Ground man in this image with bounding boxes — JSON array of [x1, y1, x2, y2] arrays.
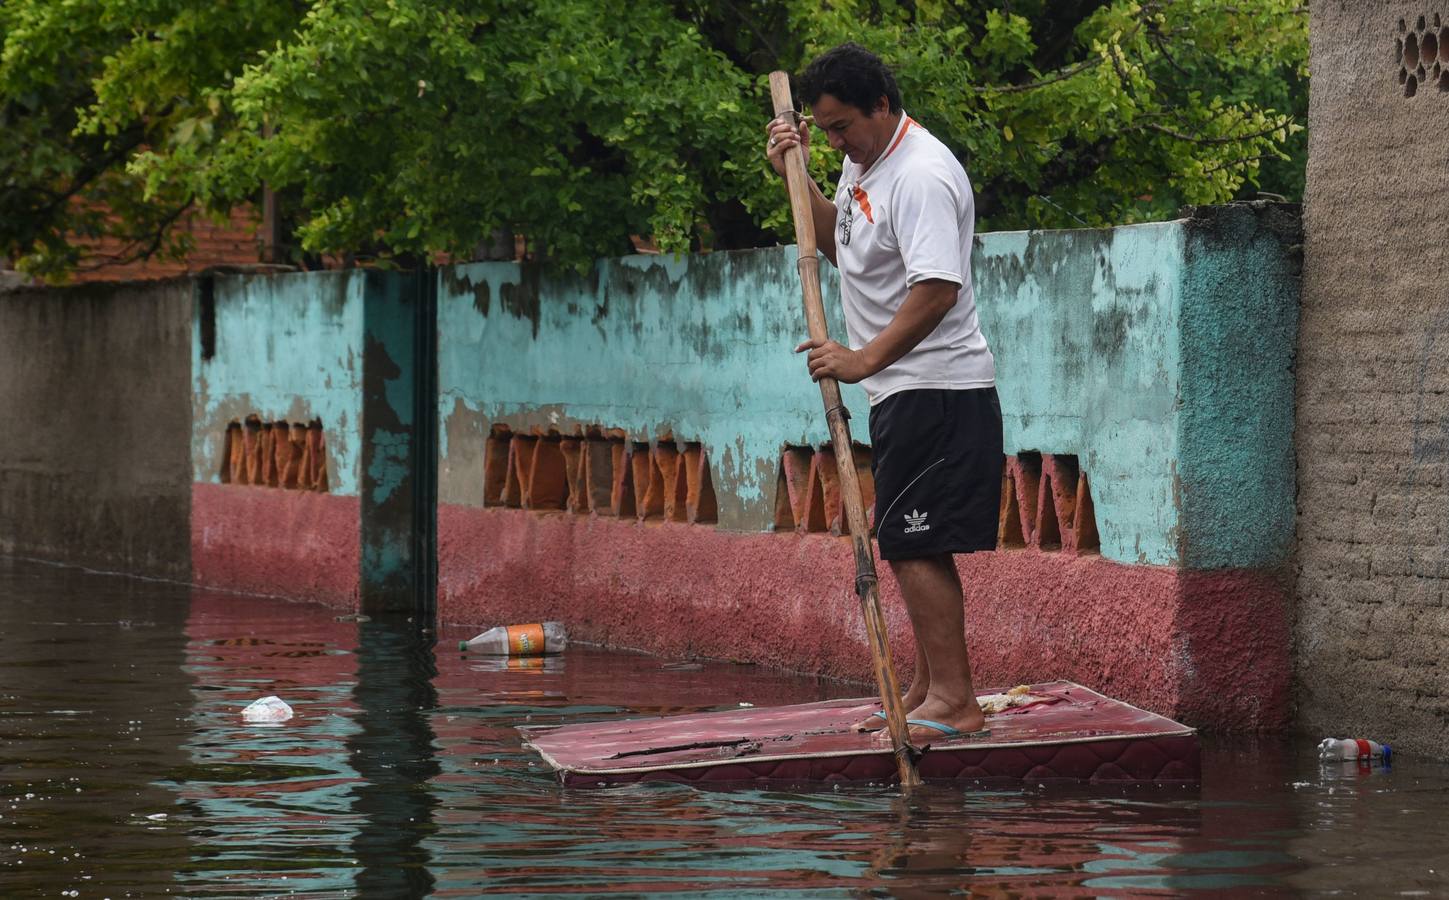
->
[[765, 43, 1002, 743]]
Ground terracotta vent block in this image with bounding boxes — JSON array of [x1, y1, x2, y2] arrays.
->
[[806, 448, 842, 535], [218, 415, 328, 492], [631, 441, 662, 520], [559, 436, 587, 514], [682, 443, 718, 525], [503, 434, 534, 508], [652, 444, 686, 523], [527, 435, 569, 510], [273, 423, 300, 488], [583, 435, 616, 514], [773, 444, 874, 534], [998, 452, 1098, 554], [305, 420, 329, 492], [611, 441, 636, 519], [483, 426, 513, 507], [774, 446, 815, 531], [221, 422, 242, 484], [998, 457, 1025, 548], [242, 415, 264, 486], [483, 423, 720, 527]]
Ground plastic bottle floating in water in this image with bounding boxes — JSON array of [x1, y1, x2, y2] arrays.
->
[[1318, 737, 1392, 765], [459, 622, 567, 656]]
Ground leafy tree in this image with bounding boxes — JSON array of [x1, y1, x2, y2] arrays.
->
[[0, 0, 301, 279], [1, 0, 1306, 280]]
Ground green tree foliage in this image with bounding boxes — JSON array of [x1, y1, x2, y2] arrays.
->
[[0, 0, 301, 279], [1, 0, 1306, 280]]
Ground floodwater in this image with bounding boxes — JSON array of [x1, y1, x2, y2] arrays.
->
[[2, 557, 1447, 898]]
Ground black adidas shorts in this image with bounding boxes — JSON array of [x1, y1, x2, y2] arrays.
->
[[868, 387, 1003, 561]]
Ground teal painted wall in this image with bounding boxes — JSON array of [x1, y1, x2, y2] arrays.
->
[[437, 205, 1299, 570], [436, 250, 866, 530], [192, 271, 365, 496], [1178, 204, 1300, 570], [975, 224, 1185, 565]]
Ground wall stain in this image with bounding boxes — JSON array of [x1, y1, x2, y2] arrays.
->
[[443, 268, 492, 317], [500, 266, 542, 338]]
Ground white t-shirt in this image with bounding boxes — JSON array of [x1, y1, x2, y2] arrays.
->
[[833, 113, 995, 404]]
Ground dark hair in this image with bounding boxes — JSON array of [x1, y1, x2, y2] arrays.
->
[[799, 43, 902, 115]]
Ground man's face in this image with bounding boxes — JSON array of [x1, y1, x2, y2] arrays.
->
[[809, 93, 895, 167]]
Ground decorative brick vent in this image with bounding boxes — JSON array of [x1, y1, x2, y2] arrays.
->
[[999, 452, 1099, 554], [770, 446, 1099, 552], [219, 415, 330, 491], [483, 425, 717, 525], [772, 444, 875, 536], [1397, 14, 1448, 96]]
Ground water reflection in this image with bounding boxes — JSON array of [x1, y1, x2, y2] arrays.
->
[[5, 557, 1449, 896], [348, 616, 440, 897]]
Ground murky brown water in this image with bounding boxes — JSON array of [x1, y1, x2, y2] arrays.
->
[[2, 556, 1447, 897]]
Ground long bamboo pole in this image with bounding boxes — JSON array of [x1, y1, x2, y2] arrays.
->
[[768, 71, 920, 789]]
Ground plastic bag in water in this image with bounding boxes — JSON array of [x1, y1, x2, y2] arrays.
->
[[241, 695, 294, 723]]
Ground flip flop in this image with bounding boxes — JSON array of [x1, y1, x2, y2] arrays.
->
[[906, 718, 992, 740]]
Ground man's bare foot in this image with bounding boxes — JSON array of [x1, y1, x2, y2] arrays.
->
[[852, 685, 929, 732], [901, 694, 987, 744]]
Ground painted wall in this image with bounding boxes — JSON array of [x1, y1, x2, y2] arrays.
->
[[437, 251, 865, 530], [191, 270, 431, 611], [1297, 3, 1449, 756], [439, 206, 1299, 570], [192, 271, 364, 494], [0, 280, 192, 578], [432, 207, 1299, 730]]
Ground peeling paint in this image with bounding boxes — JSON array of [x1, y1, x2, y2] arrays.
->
[[191, 271, 366, 496], [437, 215, 1298, 569]]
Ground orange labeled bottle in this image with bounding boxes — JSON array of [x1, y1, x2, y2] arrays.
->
[[459, 621, 567, 655]]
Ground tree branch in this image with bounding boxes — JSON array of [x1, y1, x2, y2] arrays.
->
[[971, 57, 1102, 94], [1141, 120, 1286, 145]]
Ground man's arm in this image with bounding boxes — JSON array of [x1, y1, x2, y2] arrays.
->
[[765, 116, 838, 266], [796, 278, 958, 383]]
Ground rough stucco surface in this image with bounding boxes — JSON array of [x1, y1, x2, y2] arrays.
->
[[439, 505, 1289, 730], [1297, 3, 1449, 755], [191, 483, 359, 608], [0, 281, 192, 577], [1179, 204, 1301, 571]]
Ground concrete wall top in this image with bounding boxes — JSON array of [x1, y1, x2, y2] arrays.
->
[[0, 280, 193, 576], [437, 207, 1300, 568]]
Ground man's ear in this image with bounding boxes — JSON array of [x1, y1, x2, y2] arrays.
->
[[873, 95, 890, 116]]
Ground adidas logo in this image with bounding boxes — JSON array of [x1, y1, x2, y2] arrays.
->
[[903, 509, 930, 534]]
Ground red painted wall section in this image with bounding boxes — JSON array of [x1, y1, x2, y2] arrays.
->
[[438, 504, 1290, 731], [192, 483, 360, 609]]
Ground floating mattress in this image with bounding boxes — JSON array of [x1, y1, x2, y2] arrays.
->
[[520, 680, 1200, 786]]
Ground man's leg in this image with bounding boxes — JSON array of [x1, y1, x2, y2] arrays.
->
[[890, 553, 985, 740]]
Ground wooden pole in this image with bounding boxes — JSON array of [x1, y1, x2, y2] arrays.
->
[[768, 71, 920, 789]]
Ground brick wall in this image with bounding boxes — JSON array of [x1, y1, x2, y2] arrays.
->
[[1297, 3, 1449, 753], [68, 205, 261, 283]]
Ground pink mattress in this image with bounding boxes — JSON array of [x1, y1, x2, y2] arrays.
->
[[519, 681, 1200, 786]]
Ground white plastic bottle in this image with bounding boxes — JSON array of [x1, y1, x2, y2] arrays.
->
[[459, 621, 567, 656], [1318, 737, 1392, 765]]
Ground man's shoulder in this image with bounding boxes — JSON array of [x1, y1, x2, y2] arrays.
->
[[897, 127, 969, 183]]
